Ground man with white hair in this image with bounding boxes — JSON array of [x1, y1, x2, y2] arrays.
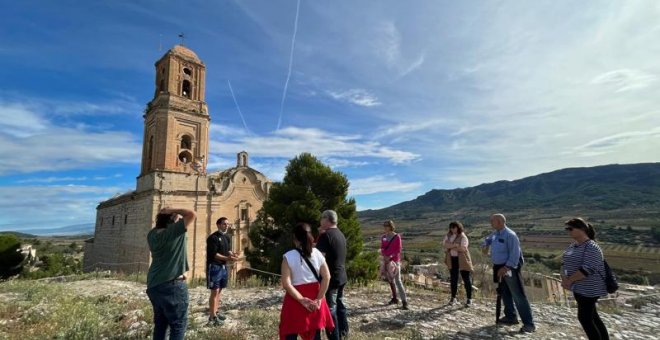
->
[[482, 213, 536, 333], [316, 209, 349, 340]]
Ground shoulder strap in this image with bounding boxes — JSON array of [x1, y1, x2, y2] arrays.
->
[[579, 241, 602, 276], [383, 234, 399, 252], [295, 248, 321, 282]]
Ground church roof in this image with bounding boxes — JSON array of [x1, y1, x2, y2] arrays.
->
[[168, 45, 201, 63], [209, 165, 269, 181]]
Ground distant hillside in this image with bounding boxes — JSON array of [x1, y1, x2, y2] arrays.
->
[[2, 223, 95, 237], [0, 231, 37, 239], [360, 163, 660, 219]]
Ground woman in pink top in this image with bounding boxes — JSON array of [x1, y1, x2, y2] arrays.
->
[[380, 220, 408, 310]]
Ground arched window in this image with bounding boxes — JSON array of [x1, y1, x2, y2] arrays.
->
[[183, 68, 192, 76], [180, 135, 192, 150], [159, 80, 165, 93], [182, 80, 191, 98]]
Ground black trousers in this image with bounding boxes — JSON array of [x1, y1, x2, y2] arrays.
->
[[574, 293, 609, 340], [450, 256, 472, 299]]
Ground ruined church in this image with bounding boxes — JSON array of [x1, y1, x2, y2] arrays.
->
[[83, 45, 271, 279]]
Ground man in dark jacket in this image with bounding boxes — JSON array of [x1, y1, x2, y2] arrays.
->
[[316, 210, 348, 339]]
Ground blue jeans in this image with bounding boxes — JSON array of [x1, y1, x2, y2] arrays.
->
[[501, 269, 535, 328], [146, 280, 189, 340], [325, 284, 348, 340], [285, 330, 321, 340]]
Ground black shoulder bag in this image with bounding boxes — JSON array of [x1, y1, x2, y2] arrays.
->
[[579, 242, 619, 294]]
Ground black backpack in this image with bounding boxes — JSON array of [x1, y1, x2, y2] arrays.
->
[[602, 260, 619, 294]]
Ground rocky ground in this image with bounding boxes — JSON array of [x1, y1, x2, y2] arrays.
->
[[1, 277, 659, 339]]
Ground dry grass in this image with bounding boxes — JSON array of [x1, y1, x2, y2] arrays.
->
[[0, 280, 152, 340]]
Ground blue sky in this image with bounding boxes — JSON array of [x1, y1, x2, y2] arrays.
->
[[1, 1, 660, 231]]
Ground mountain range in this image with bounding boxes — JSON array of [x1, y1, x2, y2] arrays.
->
[[4, 163, 660, 237], [1, 223, 95, 237], [360, 163, 660, 219]]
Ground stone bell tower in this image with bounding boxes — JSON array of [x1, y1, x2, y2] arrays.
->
[[139, 45, 210, 178], [84, 44, 273, 281]]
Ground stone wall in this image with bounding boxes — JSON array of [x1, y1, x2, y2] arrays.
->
[[84, 193, 155, 274]]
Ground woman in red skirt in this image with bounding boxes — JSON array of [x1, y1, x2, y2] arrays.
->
[[279, 223, 334, 340]]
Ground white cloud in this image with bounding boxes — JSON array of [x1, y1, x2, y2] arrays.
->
[[572, 127, 660, 153], [349, 175, 422, 196], [373, 119, 450, 139], [375, 21, 425, 77], [327, 89, 381, 107], [210, 123, 250, 138], [0, 93, 142, 118], [414, 1, 660, 185], [400, 52, 425, 77], [210, 126, 418, 164], [17, 174, 123, 184], [0, 128, 141, 175], [0, 99, 142, 175], [591, 69, 657, 93], [0, 184, 128, 231], [248, 159, 290, 182], [0, 102, 48, 137], [380, 21, 401, 66], [323, 158, 369, 169]]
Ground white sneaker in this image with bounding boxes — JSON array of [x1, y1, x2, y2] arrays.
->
[[449, 298, 457, 305], [465, 299, 472, 307]]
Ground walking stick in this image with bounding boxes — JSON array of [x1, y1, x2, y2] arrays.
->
[[495, 277, 502, 325]]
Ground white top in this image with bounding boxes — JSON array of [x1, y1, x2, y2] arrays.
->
[[444, 234, 469, 257], [283, 248, 326, 286]]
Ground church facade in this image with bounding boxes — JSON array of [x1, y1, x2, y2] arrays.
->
[[83, 45, 271, 279]]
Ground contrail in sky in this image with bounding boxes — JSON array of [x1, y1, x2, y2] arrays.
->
[[227, 79, 251, 134], [276, 0, 301, 130]]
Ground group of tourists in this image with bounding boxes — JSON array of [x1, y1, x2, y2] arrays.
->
[[144, 208, 611, 340]]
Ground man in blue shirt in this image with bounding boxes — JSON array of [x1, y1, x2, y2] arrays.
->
[[482, 213, 535, 333]]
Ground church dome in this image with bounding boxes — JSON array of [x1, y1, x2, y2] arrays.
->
[[169, 45, 201, 62]]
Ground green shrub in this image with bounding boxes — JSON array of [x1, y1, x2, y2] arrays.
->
[[347, 251, 379, 285], [22, 252, 82, 279], [619, 273, 650, 285]]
